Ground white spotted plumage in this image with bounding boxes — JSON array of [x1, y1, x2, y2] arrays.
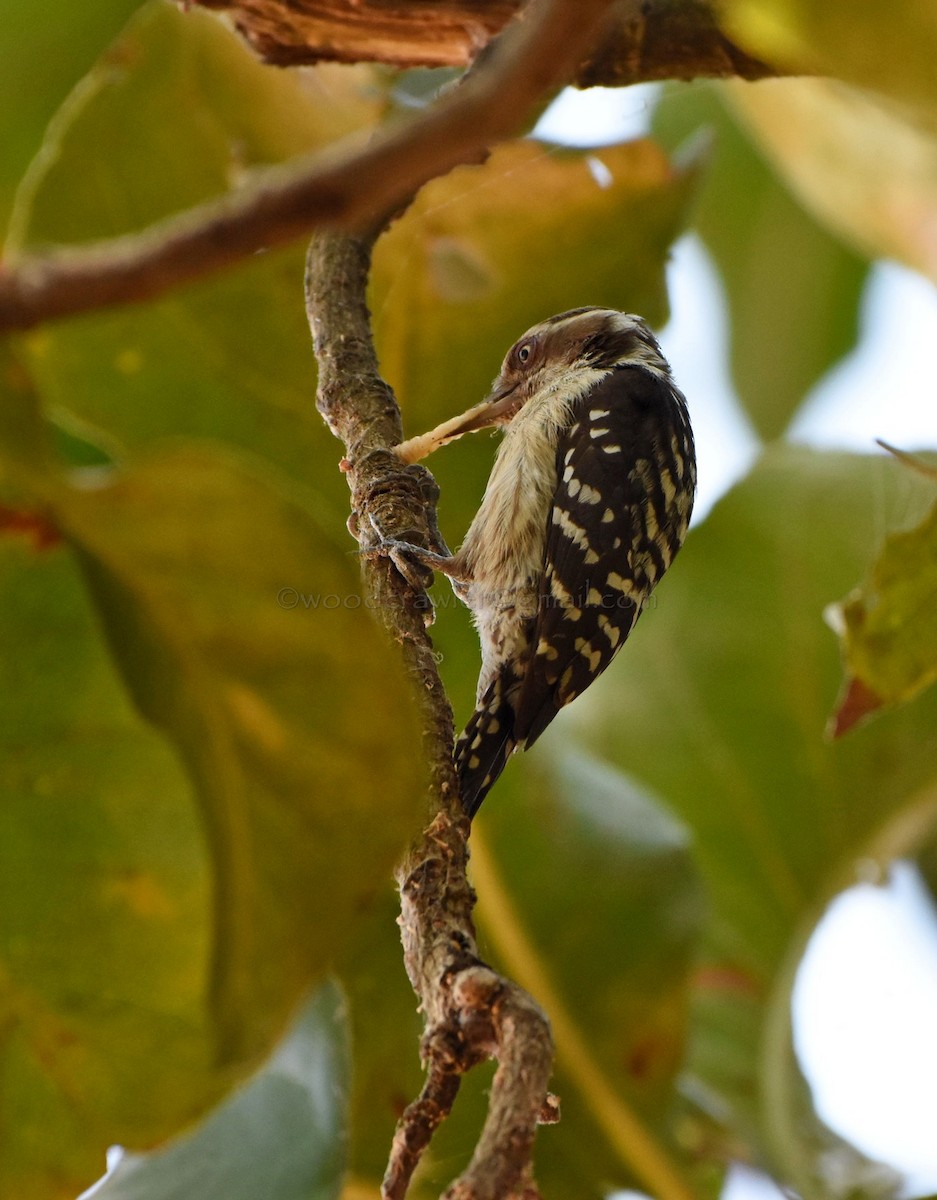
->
[[390, 307, 696, 816]]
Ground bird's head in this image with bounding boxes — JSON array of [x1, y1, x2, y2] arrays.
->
[[395, 308, 671, 464]]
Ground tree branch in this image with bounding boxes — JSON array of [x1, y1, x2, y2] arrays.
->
[[196, 0, 773, 84], [302, 5, 643, 1192], [0, 0, 772, 332], [305, 226, 556, 1199], [304, 3, 715, 1194]]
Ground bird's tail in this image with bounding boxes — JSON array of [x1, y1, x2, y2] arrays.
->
[[454, 673, 517, 817]]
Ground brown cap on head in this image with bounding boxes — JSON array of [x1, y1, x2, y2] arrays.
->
[[394, 308, 661, 464]]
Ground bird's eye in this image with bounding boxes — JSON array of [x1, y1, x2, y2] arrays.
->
[[517, 343, 531, 364]]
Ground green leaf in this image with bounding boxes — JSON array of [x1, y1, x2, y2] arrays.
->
[[0, 539, 217, 1199], [10, 2, 381, 249], [468, 753, 706, 1200], [830, 470, 937, 735], [563, 445, 937, 1196], [339, 890, 425, 1188], [727, 78, 937, 281], [84, 980, 350, 1200], [0, 0, 143, 239], [333, 752, 705, 1200], [12, 1, 381, 506], [721, 0, 937, 126], [3, 20, 426, 1186], [653, 82, 867, 440], [0, 339, 57, 489], [55, 443, 425, 1061], [480, 752, 702, 1111], [0, 400, 423, 1193]]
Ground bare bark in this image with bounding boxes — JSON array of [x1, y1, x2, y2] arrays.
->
[[195, 0, 772, 84], [0, 0, 775, 333], [305, 227, 556, 1199], [197, 0, 516, 68]]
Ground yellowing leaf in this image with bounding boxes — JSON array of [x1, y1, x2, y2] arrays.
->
[[728, 77, 937, 280], [722, 0, 937, 127], [0, 382, 424, 1192], [372, 137, 702, 436], [0, 542, 216, 1199], [57, 444, 425, 1061], [12, 1, 382, 503], [830, 487, 937, 734]]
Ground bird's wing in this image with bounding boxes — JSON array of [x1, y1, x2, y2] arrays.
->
[[512, 365, 688, 748]]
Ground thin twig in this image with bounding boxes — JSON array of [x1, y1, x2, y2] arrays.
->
[[383, 1059, 464, 1200]]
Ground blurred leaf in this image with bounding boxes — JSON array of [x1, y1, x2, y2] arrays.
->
[[83, 980, 350, 1200], [479, 752, 702, 1112], [829, 479, 937, 736], [728, 78, 937, 282], [54, 443, 425, 1061], [373, 137, 702, 440], [564, 445, 937, 1196], [12, 1, 381, 508], [469, 752, 706, 1199], [3, 17, 427, 1189], [0, 354, 423, 1190], [339, 889, 424, 1189], [0, 338, 56, 488], [332, 751, 705, 1200], [0, 0, 142, 238], [0, 539, 216, 1199], [721, 0, 937, 127], [654, 82, 867, 440], [9, 2, 380, 250], [913, 819, 937, 915]]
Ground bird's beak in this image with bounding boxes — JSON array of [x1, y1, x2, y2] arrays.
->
[[395, 381, 522, 464]]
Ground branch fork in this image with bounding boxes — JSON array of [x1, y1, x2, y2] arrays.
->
[[391, 812, 556, 1200], [306, 217, 557, 1197]]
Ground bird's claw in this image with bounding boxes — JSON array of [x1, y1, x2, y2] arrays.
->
[[366, 516, 437, 624], [384, 538, 435, 588]]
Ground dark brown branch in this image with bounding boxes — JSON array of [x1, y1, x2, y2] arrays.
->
[[195, 0, 773, 83], [304, 218, 554, 1198], [0, 0, 774, 333]]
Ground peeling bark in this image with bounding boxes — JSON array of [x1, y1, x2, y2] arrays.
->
[[195, 0, 773, 84]]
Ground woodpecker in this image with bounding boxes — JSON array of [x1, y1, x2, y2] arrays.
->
[[388, 307, 696, 816]]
